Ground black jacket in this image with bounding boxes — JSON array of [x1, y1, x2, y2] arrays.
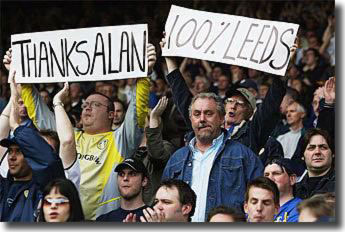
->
[[166, 69, 286, 155], [295, 168, 335, 199]]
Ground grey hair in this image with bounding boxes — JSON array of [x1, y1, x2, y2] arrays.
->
[[289, 101, 306, 114], [188, 92, 225, 117]]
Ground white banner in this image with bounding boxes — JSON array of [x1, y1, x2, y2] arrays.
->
[[11, 24, 148, 83], [162, 5, 299, 76]]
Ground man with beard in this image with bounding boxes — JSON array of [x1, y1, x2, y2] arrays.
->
[[96, 158, 149, 222], [162, 92, 263, 222]]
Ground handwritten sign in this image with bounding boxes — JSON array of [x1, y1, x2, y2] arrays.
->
[[162, 5, 299, 76], [11, 24, 148, 83]]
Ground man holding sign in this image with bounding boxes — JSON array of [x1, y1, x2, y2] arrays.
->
[[4, 25, 156, 220], [160, 5, 298, 222]]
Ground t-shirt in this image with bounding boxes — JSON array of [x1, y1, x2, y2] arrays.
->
[[274, 197, 302, 222], [96, 205, 148, 222]]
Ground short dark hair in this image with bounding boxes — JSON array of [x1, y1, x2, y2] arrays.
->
[[87, 92, 115, 112], [245, 177, 280, 206], [113, 98, 127, 112], [158, 179, 196, 222], [39, 178, 84, 222], [207, 205, 246, 222], [301, 128, 334, 155], [39, 129, 60, 153]]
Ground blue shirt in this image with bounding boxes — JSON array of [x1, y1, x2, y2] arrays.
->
[[189, 133, 224, 222], [274, 197, 302, 222]]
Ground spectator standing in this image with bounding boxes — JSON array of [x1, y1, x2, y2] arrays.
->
[[96, 158, 149, 222]]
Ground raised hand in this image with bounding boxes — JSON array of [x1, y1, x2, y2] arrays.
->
[[323, 76, 335, 104], [290, 40, 298, 61], [147, 43, 157, 75], [160, 31, 178, 72], [3, 48, 12, 71], [53, 82, 69, 105], [151, 96, 168, 119]]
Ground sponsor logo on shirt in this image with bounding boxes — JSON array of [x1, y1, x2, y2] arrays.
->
[[78, 153, 101, 164]]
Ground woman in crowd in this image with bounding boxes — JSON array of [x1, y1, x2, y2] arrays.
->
[[38, 178, 84, 222]]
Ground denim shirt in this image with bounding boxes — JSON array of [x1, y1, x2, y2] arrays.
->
[[162, 130, 264, 220]]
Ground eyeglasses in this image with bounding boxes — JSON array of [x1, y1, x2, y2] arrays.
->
[[81, 101, 108, 109], [225, 98, 246, 107], [43, 198, 70, 206]]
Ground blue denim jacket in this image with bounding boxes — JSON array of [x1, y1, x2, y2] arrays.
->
[[162, 130, 263, 219]]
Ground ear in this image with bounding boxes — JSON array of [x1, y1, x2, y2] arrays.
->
[[108, 111, 114, 120], [181, 204, 192, 216], [275, 204, 280, 215], [142, 176, 148, 188], [243, 202, 248, 214], [289, 174, 297, 186]]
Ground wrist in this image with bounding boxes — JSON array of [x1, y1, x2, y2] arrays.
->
[[53, 101, 64, 109]]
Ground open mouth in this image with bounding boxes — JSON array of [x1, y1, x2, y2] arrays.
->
[[228, 112, 235, 117]]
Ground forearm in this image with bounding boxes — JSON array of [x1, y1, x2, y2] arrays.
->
[[0, 99, 12, 139], [165, 57, 178, 74], [54, 103, 76, 168]]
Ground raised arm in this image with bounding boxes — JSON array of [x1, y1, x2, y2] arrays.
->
[[8, 78, 65, 188], [317, 77, 335, 139], [3, 48, 56, 131], [0, 70, 16, 162], [160, 35, 193, 129], [146, 96, 176, 166], [246, 43, 298, 154], [114, 43, 155, 158], [53, 82, 77, 169]]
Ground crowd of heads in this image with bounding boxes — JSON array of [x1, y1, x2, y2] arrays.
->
[[0, 0, 335, 224]]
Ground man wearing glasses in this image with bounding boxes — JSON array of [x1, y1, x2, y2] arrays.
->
[[5, 43, 157, 220], [160, 35, 297, 155]]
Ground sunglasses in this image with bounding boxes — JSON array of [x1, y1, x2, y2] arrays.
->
[[43, 198, 70, 206]]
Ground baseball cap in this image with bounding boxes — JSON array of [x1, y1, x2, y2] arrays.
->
[[0, 137, 18, 148], [265, 158, 304, 177], [115, 157, 148, 177], [239, 79, 258, 92], [226, 88, 256, 111]]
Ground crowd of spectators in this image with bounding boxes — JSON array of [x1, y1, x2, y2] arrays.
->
[[0, 0, 335, 223]]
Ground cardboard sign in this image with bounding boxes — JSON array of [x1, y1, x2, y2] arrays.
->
[[162, 5, 299, 76], [11, 24, 148, 83]]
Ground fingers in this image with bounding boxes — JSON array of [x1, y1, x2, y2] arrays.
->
[[140, 215, 148, 223], [63, 82, 70, 92], [142, 207, 159, 222]]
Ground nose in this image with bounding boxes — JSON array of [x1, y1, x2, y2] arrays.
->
[[256, 202, 263, 212], [50, 202, 58, 209], [200, 113, 206, 122]]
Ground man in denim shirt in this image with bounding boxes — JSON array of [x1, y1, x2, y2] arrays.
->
[[161, 92, 263, 222]]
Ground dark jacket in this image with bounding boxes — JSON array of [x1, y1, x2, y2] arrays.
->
[[0, 126, 65, 222], [295, 168, 335, 199], [162, 129, 263, 218], [166, 69, 286, 155]]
